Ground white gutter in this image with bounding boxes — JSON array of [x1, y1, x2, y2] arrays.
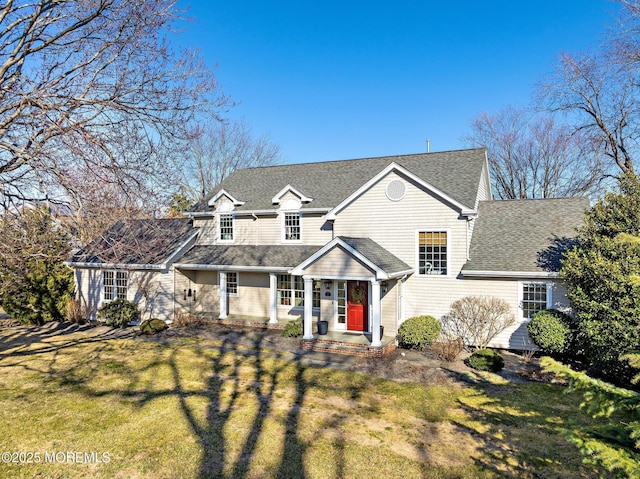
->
[[174, 264, 291, 272], [461, 270, 560, 279], [186, 208, 331, 218], [64, 262, 165, 270]]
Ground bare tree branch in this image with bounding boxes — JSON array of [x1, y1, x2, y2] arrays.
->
[[0, 0, 229, 209], [463, 105, 607, 199]]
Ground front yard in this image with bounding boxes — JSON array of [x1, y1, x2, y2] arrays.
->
[[0, 323, 602, 478]]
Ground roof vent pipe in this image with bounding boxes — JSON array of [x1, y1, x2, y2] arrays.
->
[[426, 139, 430, 153]]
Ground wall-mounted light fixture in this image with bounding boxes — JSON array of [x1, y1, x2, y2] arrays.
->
[[381, 282, 388, 294], [183, 289, 187, 301], [193, 290, 197, 301], [324, 279, 332, 290]]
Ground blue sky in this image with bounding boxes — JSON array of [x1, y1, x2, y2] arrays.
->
[[177, 1, 619, 164]]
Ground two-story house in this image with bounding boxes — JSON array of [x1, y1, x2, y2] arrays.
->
[[68, 148, 588, 353]]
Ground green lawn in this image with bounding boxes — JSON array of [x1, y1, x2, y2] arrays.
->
[[0, 326, 602, 478]]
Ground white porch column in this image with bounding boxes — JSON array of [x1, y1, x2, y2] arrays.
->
[[371, 280, 382, 347], [219, 271, 228, 319], [269, 272, 278, 324], [303, 276, 314, 339]]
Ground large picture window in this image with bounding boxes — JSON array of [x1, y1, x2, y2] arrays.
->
[[219, 214, 234, 241], [277, 275, 319, 308], [103, 270, 127, 301], [418, 231, 448, 275], [522, 283, 550, 319]]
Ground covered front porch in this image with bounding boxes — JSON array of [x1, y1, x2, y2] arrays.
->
[[172, 236, 412, 357]]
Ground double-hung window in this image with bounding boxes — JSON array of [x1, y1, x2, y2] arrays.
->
[[103, 270, 127, 301], [226, 272, 238, 296], [521, 282, 551, 319], [418, 231, 448, 275], [219, 214, 234, 241], [283, 212, 301, 241]]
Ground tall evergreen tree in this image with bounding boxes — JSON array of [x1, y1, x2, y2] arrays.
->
[[561, 174, 640, 383], [0, 208, 74, 324]]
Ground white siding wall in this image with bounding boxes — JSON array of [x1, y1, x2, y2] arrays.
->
[[75, 268, 102, 320], [129, 270, 174, 322], [74, 267, 177, 322], [194, 213, 330, 246]]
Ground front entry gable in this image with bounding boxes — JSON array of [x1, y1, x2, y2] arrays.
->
[[291, 236, 411, 280], [302, 244, 375, 278]]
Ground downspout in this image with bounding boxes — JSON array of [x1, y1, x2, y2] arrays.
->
[[172, 266, 176, 322]]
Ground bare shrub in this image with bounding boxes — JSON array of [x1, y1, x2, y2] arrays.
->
[[441, 296, 515, 350], [173, 312, 208, 328], [520, 337, 537, 364], [65, 297, 93, 324], [432, 335, 464, 362]]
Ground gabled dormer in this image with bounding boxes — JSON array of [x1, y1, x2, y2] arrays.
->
[[208, 189, 245, 211], [271, 185, 313, 206], [271, 185, 313, 243]]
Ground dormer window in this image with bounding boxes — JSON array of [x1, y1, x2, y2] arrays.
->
[[219, 214, 234, 242]]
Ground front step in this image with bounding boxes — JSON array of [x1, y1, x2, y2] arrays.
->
[[300, 337, 396, 358]]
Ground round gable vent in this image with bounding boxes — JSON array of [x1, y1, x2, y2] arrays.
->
[[386, 179, 406, 201]]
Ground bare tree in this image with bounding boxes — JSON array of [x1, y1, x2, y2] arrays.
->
[[539, 0, 640, 175], [179, 119, 282, 202], [463, 106, 606, 199], [0, 0, 227, 209]]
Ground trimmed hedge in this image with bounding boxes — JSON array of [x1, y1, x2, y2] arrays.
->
[[139, 318, 168, 335], [398, 315, 441, 350], [97, 298, 139, 328], [527, 309, 573, 355], [466, 348, 505, 372]]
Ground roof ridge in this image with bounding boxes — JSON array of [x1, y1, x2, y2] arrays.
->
[[229, 147, 487, 172]]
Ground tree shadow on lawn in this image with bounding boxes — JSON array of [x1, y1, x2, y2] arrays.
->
[[449, 374, 601, 479], [0, 324, 372, 478]]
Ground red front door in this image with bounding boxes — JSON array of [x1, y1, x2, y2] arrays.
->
[[346, 281, 368, 332]]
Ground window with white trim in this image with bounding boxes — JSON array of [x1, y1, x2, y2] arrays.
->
[[277, 275, 319, 308], [418, 231, 448, 275], [219, 214, 234, 241], [522, 282, 550, 319], [283, 212, 301, 241], [227, 272, 238, 296], [103, 270, 127, 301]]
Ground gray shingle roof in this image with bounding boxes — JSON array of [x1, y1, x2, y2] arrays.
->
[[176, 245, 323, 269], [190, 148, 487, 213], [463, 197, 589, 274], [339, 237, 411, 274], [70, 218, 196, 266]]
